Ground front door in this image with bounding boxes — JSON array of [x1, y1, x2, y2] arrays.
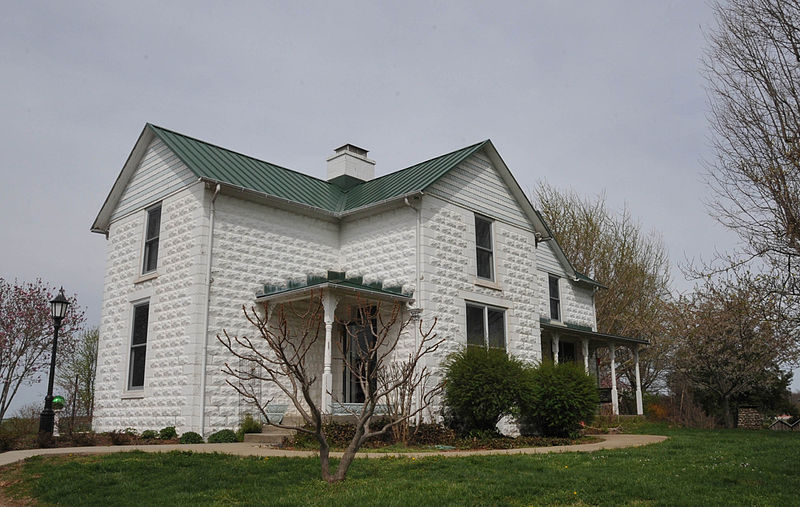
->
[[342, 310, 377, 403]]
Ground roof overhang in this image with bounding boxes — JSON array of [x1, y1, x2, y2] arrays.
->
[[541, 320, 649, 346], [91, 125, 155, 234], [255, 271, 414, 305]]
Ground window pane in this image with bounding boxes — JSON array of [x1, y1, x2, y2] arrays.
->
[[130, 346, 146, 388], [146, 207, 161, 241], [550, 299, 560, 320], [487, 309, 505, 349], [548, 276, 559, 299], [132, 304, 149, 345], [475, 216, 492, 249], [143, 239, 159, 273], [466, 305, 485, 346], [476, 249, 493, 279]]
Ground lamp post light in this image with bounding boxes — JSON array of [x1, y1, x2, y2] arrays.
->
[[38, 288, 70, 443]]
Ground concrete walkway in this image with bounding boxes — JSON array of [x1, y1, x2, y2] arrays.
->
[[0, 434, 666, 467]]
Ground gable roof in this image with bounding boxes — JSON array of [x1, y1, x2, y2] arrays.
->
[[151, 124, 486, 214], [91, 123, 601, 287]]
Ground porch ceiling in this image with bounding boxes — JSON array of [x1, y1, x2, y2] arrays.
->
[[540, 320, 649, 346]]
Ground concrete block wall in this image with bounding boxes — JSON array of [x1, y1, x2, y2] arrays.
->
[[203, 195, 339, 433], [94, 182, 207, 433], [418, 195, 542, 417]]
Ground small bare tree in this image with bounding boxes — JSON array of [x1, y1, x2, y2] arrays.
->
[[217, 292, 442, 483]]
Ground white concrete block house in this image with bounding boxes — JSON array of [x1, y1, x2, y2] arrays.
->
[[91, 124, 646, 436]]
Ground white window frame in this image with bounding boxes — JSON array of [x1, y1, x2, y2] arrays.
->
[[474, 214, 495, 281], [465, 302, 506, 350], [141, 203, 162, 275], [548, 274, 561, 321], [128, 300, 150, 390]]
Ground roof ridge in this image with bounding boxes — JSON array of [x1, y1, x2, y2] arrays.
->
[[341, 139, 489, 193], [147, 123, 339, 189]]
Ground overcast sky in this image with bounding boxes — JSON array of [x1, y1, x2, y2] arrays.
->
[[2, 1, 794, 410]]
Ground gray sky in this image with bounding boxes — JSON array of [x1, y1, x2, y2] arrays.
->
[[2, 1, 793, 410]]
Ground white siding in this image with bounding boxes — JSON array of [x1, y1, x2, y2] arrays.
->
[[427, 153, 532, 230], [537, 241, 568, 277], [111, 138, 197, 221]]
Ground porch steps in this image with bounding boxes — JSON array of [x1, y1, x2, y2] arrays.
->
[[243, 427, 296, 445]]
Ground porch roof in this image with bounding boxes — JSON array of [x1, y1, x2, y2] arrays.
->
[[540, 319, 650, 346], [254, 271, 414, 304]]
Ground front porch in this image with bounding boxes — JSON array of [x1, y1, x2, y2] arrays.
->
[[253, 270, 416, 419], [540, 319, 648, 415]]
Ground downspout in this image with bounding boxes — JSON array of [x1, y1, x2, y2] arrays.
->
[[404, 194, 423, 423], [199, 183, 221, 437]]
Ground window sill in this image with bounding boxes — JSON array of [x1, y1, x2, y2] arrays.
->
[[474, 277, 502, 291], [133, 271, 158, 285], [121, 390, 145, 400]]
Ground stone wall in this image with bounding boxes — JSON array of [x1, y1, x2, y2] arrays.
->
[[737, 407, 763, 429]]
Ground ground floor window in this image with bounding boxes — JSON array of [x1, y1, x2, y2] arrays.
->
[[466, 302, 506, 350], [128, 302, 149, 389]]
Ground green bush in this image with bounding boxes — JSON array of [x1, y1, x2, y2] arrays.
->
[[179, 431, 204, 444], [235, 414, 263, 441], [441, 346, 530, 434], [159, 426, 177, 440], [140, 430, 158, 440], [208, 429, 237, 443], [518, 362, 599, 437]]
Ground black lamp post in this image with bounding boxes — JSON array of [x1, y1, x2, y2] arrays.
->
[[38, 288, 70, 441]]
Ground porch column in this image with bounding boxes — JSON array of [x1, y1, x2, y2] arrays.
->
[[609, 343, 619, 415], [551, 333, 560, 364], [321, 292, 339, 415], [634, 343, 643, 416], [581, 338, 589, 373]]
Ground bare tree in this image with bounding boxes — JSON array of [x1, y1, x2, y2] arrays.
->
[[0, 279, 84, 421], [217, 292, 442, 483], [534, 183, 673, 392], [703, 0, 800, 320], [670, 273, 796, 427]]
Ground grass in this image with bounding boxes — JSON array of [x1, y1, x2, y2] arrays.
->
[[1, 422, 798, 506]]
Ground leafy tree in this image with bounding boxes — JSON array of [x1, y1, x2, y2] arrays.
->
[[55, 327, 98, 433], [534, 183, 673, 392], [702, 0, 800, 333], [669, 274, 795, 427], [0, 279, 84, 421]]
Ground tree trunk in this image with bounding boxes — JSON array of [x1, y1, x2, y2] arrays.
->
[[722, 395, 734, 428]]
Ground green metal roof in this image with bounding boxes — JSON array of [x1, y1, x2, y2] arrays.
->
[[149, 124, 486, 214]]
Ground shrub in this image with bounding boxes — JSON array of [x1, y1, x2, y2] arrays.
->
[[140, 430, 158, 440], [159, 426, 177, 440], [518, 362, 599, 437], [235, 414, 263, 441], [208, 429, 237, 443], [179, 431, 204, 444], [108, 430, 133, 445], [441, 346, 530, 433]]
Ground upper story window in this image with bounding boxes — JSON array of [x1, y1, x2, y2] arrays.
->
[[466, 302, 505, 349], [142, 205, 161, 274], [475, 215, 494, 280], [129, 302, 149, 390], [549, 275, 561, 321]]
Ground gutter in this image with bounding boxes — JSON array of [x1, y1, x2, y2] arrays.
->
[[199, 183, 221, 437], [403, 193, 424, 424]]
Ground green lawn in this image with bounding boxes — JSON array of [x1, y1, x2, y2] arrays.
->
[[2, 423, 798, 506]]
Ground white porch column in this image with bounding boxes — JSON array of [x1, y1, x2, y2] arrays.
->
[[551, 333, 560, 364], [610, 343, 619, 415], [581, 338, 590, 373], [634, 343, 643, 416], [321, 292, 339, 415]]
